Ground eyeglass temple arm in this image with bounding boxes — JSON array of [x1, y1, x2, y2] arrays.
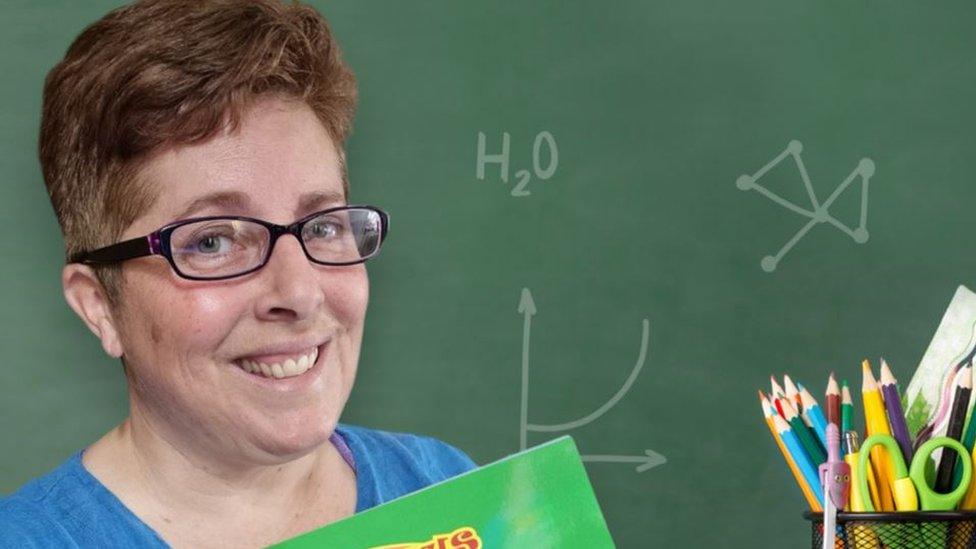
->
[[69, 234, 160, 265]]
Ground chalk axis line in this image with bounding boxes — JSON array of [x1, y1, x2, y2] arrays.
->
[[517, 288, 666, 473], [735, 140, 875, 272]]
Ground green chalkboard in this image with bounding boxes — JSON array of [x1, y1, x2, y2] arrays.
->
[[3, 1, 976, 546]]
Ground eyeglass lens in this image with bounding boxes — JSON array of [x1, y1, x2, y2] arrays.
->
[[169, 208, 382, 278]]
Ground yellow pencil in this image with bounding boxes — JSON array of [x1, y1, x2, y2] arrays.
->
[[961, 447, 976, 509], [862, 359, 896, 511], [759, 391, 822, 511]]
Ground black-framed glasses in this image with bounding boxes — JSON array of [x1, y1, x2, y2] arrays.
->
[[69, 205, 390, 281]]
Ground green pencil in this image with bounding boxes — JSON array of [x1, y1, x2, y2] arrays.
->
[[782, 397, 826, 465], [841, 380, 854, 435], [964, 402, 976, 452]]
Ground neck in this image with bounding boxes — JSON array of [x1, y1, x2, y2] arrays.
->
[[88, 402, 341, 524]]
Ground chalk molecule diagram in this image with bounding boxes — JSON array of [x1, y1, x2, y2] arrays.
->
[[735, 140, 875, 272]]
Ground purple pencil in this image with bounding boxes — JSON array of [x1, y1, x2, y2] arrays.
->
[[879, 358, 913, 464]]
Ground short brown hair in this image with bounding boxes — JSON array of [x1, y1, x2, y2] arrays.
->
[[40, 0, 357, 305]]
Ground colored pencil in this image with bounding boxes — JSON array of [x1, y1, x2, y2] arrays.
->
[[841, 380, 853, 436], [825, 373, 841, 428], [878, 358, 913, 465], [760, 391, 821, 511], [771, 376, 786, 416], [781, 398, 826, 465], [772, 412, 824, 506], [963, 369, 976, 453], [960, 363, 976, 455], [862, 359, 896, 511], [798, 383, 828, 449], [957, 365, 976, 488], [784, 374, 802, 413], [936, 364, 972, 493], [962, 413, 976, 508]]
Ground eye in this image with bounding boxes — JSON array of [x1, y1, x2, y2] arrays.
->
[[305, 219, 341, 239], [844, 475, 850, 482], [834, 475, 842, 482], [195, 234, 228, 254]]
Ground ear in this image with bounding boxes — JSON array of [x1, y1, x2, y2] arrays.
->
[[62, 264, 125, 358]]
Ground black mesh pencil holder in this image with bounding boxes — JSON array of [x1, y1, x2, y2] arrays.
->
[[804, 511, 976, 549]]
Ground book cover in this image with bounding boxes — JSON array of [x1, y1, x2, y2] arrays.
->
[[271, 436, 615, 549], [904, 285, 976, 437]]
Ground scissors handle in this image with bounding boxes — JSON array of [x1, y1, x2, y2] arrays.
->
[[859, 434, 915, 511], [910, 437, 972, 511]]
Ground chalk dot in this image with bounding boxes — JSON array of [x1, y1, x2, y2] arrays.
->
[[761, 256, 777, 272], [736, 175, 753, 190], [853, 228, 869, 243], [859, 158, 875, 177], [787, 140, 803, 155]]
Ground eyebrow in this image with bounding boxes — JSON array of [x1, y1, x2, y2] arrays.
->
[[173, 189, 347, 221]]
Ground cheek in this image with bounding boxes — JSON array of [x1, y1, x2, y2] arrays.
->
[[333, 267, 369, 326], [137, 286, 243, 356]]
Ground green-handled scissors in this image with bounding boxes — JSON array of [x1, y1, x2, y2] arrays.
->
[[858, 435, 971, 549], [858, 435, 971, 512]]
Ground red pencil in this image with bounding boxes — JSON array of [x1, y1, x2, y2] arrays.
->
[[770, 375, 786, 417]]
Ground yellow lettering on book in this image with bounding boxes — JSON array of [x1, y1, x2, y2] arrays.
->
[[369, 527, 482, 549]]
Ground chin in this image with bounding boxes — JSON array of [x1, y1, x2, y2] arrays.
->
[[253, 413, 338, 459]]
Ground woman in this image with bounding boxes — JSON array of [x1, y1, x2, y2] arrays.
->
[[0, 1, 476, 547]]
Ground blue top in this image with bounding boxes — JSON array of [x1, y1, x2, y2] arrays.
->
[[0, 423, 477, 547]]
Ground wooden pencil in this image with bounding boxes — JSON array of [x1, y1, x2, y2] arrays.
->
[[825, 373, 841, 428], [878, 358, 913, 465], [798, 383, 828, 449], [781, 397, 826, 465], [770, 375, 786, 416], [841, 380, 853, 436], [760, 391, 821, 511], [784, 374, 803, 413], [936, 364, 972, 493], [772, 409, 825, 506], [862, 359, 897, 511]]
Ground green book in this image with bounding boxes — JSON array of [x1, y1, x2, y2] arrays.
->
[[271, 436, 615, 549]]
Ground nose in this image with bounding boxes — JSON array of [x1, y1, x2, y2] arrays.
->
[[253, 234, 325, 322]]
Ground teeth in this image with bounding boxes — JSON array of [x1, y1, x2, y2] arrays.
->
[[282, 358, 299, 376], [238, 347, 319, 380]]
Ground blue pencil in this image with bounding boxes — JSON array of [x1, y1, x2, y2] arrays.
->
[[773, 412, 825, 504], [799, 383, 829, 450]]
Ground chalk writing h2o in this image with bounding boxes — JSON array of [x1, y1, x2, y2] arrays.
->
[[476, 132, 559, 197]]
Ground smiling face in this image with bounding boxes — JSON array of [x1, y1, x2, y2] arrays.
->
[[108, 96, 367, 464]]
